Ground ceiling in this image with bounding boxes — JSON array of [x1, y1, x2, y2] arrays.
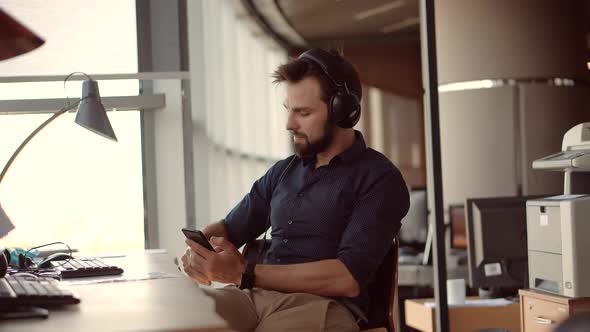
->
[[247, 0, 420, 48]]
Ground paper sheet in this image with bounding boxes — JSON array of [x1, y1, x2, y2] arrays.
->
[[61, 271, 179, 286], [424, 298, 515, 308]]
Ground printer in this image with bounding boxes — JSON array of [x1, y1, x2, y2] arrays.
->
[[527, 122, 590, 297]]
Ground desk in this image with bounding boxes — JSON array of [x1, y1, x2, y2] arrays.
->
[[398, 264, 433, 287], [405, 297, 521, 332], [397, 263, 468, 331], [1, 251, 230, 331], [397, 258, 468, 287]]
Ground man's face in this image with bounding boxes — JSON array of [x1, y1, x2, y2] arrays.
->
[[284, 77, 336, 157]]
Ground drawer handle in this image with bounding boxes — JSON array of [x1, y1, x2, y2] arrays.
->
[[533, 316, 554, 325]]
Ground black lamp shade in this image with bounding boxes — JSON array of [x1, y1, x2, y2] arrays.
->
[[75, 80, 118, 142], [0, 8, 45, 61]]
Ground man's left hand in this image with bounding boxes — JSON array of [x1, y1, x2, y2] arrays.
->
[[184, 236, 246, 285]]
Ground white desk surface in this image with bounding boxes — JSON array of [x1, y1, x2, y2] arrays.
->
[[1, 251, 230, 332]]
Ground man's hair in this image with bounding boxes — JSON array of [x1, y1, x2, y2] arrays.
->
[[272, 49, 362, 104]]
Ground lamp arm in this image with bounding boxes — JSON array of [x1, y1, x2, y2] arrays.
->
[[0, 100, 82, 184]]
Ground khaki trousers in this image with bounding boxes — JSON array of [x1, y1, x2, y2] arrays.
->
[[201, 285, 360, 332]]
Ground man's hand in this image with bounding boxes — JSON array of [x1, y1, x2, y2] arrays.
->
[[182, 236, 246, 285], [181, 247, 211, 285]]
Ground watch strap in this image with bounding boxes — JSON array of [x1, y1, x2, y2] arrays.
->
[[239, 262, 256, 290]]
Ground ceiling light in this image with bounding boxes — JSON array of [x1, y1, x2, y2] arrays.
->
[[438, 80, 496, 92], [354, 1, 405, 21]]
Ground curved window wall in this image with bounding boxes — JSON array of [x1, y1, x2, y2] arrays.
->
[[201, 1, 290, 221]]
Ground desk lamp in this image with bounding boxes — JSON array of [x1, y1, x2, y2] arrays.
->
[[0, 76, 118, 275]]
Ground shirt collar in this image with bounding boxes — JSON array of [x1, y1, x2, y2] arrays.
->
[[301, 154, 316, 167], [300, 130, 367, 168], [333, 130, 367, 165]]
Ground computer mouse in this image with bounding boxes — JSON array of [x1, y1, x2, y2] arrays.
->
[[37, 252, 73, 268]]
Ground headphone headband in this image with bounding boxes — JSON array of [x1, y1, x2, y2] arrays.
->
[[298, 49, 361, 128], [299, 49, 349, 93]]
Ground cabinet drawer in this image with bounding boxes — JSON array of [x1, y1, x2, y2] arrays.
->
[[522, 296, 569, 332]]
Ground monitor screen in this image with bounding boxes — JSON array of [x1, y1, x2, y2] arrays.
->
[[465, 195, 544, 292], [449, 205, 467, 249], [399, 189, 428, 249]]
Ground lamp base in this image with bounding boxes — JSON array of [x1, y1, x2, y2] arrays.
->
[[0, 249, 7, 277]]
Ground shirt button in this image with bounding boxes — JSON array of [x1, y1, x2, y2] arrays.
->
[[276, 258, 281, 263], [283, 239, 288, 244], [297, 192, 304, 197], [288, 220, 293, 225]]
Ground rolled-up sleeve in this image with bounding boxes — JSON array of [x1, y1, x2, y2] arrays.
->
[[337, 168, 409, 289], [223, 158, 292, 248]]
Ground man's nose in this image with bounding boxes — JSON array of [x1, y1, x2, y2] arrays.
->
[[286, 112, 298, 131]]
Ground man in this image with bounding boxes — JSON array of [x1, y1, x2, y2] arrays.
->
[[182, 48, 410, 332]]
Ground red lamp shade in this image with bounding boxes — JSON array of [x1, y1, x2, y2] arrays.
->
[[0, 8, 44, 61]]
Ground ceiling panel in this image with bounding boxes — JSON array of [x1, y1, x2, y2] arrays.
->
[[277, 0, 420, 42]]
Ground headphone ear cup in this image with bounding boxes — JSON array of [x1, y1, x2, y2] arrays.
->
[[344, 107, 361, 128], [327, 94, 339, 124], [330, 92, 360, 128], [18, 253, 26, 268], [18, 253, 33, 269]]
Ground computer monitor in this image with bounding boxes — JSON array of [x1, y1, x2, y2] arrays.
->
[[465, 195, 544, 294], [399, 188, 428, 249], [449, 204, 467, 249]]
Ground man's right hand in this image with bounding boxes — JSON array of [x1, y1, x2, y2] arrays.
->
[[182, 221, 229, 285], [181, 247, 212, 285]]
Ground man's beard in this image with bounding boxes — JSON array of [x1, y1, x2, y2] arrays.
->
[[293, 121, 336, 158]]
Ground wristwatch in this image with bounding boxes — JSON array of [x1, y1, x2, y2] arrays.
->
[[239, 262, 256, 290]]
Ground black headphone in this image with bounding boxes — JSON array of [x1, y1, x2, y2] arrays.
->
[[298, 49, 361, 128], [2, 242, 72, 272], [2, 247, 33, 269]]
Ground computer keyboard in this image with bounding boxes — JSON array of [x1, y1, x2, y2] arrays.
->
[[0, 275, 80, 307], [48, 258, 124, 279]]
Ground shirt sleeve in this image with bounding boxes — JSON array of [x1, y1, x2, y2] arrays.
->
[[223, 157, 295, 248], [337, 168, 410, 290]]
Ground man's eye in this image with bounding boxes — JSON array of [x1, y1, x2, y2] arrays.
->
[[300, 112, 309, 117]]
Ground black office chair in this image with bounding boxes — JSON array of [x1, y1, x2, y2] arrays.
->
[[242, 237, 399, 332]]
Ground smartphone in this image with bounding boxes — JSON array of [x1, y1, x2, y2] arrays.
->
[[182, 228, 215, 251]]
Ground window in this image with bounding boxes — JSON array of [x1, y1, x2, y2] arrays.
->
[[0, 0, 144, 253], [200, 1, 289, 221]]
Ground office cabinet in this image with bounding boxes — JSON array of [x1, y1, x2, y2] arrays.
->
[[519, 289, 590, 332]]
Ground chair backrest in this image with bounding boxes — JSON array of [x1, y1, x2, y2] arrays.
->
[[242, 237, 399, 332], [365, 237, 398, 332]]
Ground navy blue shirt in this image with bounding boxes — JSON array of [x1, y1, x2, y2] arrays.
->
[[224, 131, 410, 316]]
